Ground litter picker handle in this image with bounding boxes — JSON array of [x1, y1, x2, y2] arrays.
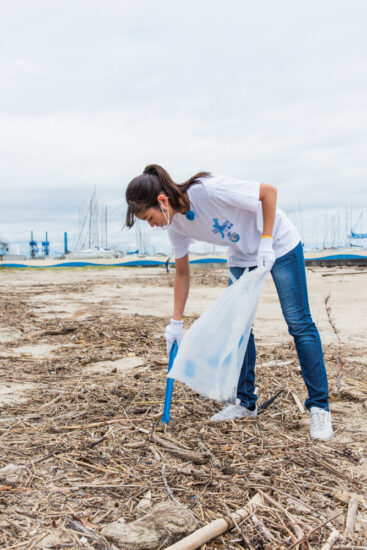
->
[[161, 341, 178, 424]]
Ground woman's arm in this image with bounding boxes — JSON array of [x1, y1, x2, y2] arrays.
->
[[173, 253, 190, 320], [259, 183, 277, 236]]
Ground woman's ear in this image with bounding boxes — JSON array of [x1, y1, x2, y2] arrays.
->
[[157, 194, 168, 210]]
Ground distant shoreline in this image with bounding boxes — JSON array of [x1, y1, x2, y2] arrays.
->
[[1, 248, 367, 268]]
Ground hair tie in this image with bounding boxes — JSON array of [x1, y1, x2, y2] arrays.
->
[[185, 210, 195, 221]]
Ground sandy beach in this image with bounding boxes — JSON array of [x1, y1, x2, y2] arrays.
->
[[2, 263, 367, 344], [0, 264, 366, 548]]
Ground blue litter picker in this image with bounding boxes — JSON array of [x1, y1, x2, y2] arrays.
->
[[161, 341, 178, 423]]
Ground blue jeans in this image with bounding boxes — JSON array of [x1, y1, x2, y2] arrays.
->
[[229, 242, 329, 411]]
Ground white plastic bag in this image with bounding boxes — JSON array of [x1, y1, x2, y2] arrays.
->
[[168, 267, 268, 403]]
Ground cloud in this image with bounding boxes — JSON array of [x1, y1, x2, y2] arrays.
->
[[0, 0, 366, 251]]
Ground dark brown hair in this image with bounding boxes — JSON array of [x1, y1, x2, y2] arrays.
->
[[125, 164, 210, 228]]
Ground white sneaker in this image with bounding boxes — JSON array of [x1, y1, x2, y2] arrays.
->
[[309, 407, 333, 441], [210, 403, 257, 422]]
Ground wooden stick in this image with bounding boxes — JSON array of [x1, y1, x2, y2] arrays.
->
[[345, 496, 358, 537], [136, 426, 190, 449], [171, 465, 228, 481], [161, 464, 180, 505], [124, 441, 146, 449], [27, 532, 53, 550], [251, 512, 276, 543], [39, 394, 62, 409], [61, 457, 120, 474], [5, 533, 49, 549], [164, 493, 261, 550], [136, 427, 208, 464], [308, 454, 363, 487], [248, 494, 276, 543], [70, 483, 146, 489], [160, 445, 208, 465], [53, 417, 134, 431], [291, 392, 305, 414], [321, 529, 340, 550], [334, 546, 367, 549]]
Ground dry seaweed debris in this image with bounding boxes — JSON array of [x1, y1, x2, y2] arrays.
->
[[0, 270, 366, 549]]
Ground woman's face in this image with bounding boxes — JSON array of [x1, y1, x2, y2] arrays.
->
[[137, 195, 175, 228], [138, 206, 168, 228]]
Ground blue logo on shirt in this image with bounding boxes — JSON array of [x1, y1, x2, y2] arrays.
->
[[212, 218, 240, 243]]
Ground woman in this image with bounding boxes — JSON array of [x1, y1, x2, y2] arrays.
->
[[125, 164, 333, 441]]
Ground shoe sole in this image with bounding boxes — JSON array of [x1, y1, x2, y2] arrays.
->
[[310, 433, 334, 441]]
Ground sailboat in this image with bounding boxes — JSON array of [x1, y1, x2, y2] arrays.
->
[[348, 212, 367, 248]]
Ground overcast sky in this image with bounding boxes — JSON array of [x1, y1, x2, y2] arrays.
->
[[0, 0, 366, 253]]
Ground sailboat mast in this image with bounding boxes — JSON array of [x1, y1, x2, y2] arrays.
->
[[105, 205, 108, 249]]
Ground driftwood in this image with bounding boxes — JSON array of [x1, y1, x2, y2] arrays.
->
[[157, 445, 208, 464], [321, 529, 340, 550], [37, 327, 76, 336], [136, 426, 191, 449], [248, 493, 276, 543], [345, 496, 359, 537], [161, 464, 180, 504], [136, 427, 208, 464], [291, 391, 305, 414], [164, 493, 261, 550]]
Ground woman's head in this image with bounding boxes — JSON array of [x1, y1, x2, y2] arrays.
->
[[125, 164, 210, 228]]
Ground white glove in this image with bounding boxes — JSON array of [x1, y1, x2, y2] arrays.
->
[[257, 237, 275, 272], [165, 319, 184, 355]]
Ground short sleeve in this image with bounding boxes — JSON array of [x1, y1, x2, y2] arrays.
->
[[168, 226, 193, 259], [211, 176, 260, 213]]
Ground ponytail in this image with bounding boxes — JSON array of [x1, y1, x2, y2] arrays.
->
[[125, 164, 210, 228]]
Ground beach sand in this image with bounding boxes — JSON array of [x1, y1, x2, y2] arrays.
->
[[0, 264, 366, 547], [2, 264, 366, 343]]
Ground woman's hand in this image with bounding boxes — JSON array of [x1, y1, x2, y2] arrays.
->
[[257, 236, 275, 271], [165, 319, 184, 354]]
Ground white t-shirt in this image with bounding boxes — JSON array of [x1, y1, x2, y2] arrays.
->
[[167, 174, 300, 267]]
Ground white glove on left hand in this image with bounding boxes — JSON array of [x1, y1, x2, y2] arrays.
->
[[257, 237, 275, 272], [164, 319, 184, 355]]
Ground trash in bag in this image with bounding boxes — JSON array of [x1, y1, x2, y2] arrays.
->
[[168, 267, 268, 403]]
